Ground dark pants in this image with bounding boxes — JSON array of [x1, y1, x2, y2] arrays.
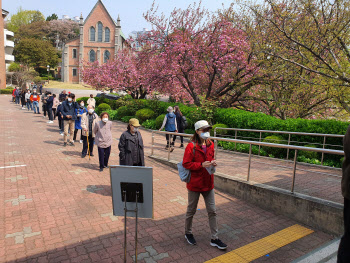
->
[[15, 96, 20, 104], [166, 131, 175, 147], [338, 198, 350, 262], [73, 129, 82, 141], [58, 119, 63, 130], [173, 128, 184, 144], [48, 107, 53, 121], [43, 104, 47, 117], [98, 146, 111, 169], [52, 108, 57, 120], [82, 135, 94, 156]]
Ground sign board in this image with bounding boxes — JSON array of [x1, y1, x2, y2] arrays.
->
[[110, 165, 153, 219]]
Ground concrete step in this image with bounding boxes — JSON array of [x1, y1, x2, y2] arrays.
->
[[292, 238, 340, 263]]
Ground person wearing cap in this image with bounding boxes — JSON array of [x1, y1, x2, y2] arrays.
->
[[81, 105, 99, 158], [94, 112, 113, 172], [159, 106, 178, 151], [182, 120, 227, 250], [118, 118, 145, 166]]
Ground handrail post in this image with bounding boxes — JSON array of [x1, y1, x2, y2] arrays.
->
[[258, 132, 262, 156], [286, 134, 291, 160], [291, 150, 298, 193], [168, 132, 171, 161], [151, 131, 154, 156], [214, 128, 218, 159], [247, 144, 252, 181], [234, 130, 237, 151], [321, 136, 326, 165]]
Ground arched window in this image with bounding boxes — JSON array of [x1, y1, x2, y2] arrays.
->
[[97, 22, 103, 42], [90, 27, 95, 41], [104, 50, 110, 63], [89, 50, 96, 62], [105, 27, 110, 42]]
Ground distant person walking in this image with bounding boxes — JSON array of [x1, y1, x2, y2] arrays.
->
[[87, 94, 96, 109], [338, 126, 350, 262], [59, 90, 68, 102], [14, 87, 20, 105], [39, 84, 43, 95], [159, 106, 178, 151], [41, 92, 48, 118], [30, 89, 40, 114], [173, 105, 186, 148], [12, 88, 16, 103], [61, 93, 79, 146], [20, 89, 26, 109], [56, 100, 64, 135], [81, 105, 99, 158], [73, 101, 87, 143], [118, 118, 145, 166], [182, 120, 227, 250], [94, 112, 112, 172]]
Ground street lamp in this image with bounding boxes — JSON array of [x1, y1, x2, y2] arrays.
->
[[47, 65, 50, 84]]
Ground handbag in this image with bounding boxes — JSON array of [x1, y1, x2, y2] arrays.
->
[[177, 142, 195, 183]]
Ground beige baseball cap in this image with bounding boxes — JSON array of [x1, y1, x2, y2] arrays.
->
[[129, 118, 141, 127]]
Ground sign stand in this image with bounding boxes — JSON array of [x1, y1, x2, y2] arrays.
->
[[123, 189, 140, 263]]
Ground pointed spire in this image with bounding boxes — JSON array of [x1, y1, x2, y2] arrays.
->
[[117, 14, 120, 21], [117, 14, 121, 28], [80, 12, 83, 19]]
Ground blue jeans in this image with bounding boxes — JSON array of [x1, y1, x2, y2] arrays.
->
[[26, 101, 33, 110], [15, 96, 20, 104], [33, 101, 39, 113]]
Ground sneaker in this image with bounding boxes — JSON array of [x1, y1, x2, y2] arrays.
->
[[180, 144, 184, 148], [69, 141, 74, 146], [185, 234, 197, 245], [99, 168, 103, 172], [60, 133, 64, 136], [90, 153, 94, 157], [81, 154, 86, 158], [47, 121, 53, 124], [63, 142, 67, 147], [210, 239, 227, 250], [79, 140, 83, 144]]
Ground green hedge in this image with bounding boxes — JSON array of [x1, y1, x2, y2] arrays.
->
[[0, 89, 14, 94], [96, 103, 111, 115], [156, 114, 166, 129], [117, 106, 135, 119], [142, 119, 157, 130], [135, 108, 155, 123]]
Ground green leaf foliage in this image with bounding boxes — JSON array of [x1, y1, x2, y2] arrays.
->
[[96, 103, 111, 115], [135, 108, 155, 123]]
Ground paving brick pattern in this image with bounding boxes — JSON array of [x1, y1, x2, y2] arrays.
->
[[0, 95, 335, 263]]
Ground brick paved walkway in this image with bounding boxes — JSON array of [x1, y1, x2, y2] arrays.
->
[[0, 95, 336, 263]]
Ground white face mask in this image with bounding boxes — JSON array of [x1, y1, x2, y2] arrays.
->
[[134, 128, 139, 132], [68, 98, 72, 102], [88, 109, 94, 114], [102, 118, 108, 123], [80, 103, 84, 107], [200, 132, 210, 140]]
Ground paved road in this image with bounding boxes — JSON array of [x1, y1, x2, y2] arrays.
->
[[0, 95, 335, 263]]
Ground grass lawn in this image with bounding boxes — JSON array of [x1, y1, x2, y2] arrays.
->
[[44, 80, 95, 90]]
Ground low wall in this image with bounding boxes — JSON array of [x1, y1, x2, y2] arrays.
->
[[149, 155, 344, 235]]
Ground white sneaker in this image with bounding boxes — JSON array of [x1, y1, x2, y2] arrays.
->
[[60, 133, 64, 136], [47, 121, 53, 124], [80, 140, 83, 144]]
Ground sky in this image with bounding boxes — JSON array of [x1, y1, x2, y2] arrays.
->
[[2, 0, 235, 37]]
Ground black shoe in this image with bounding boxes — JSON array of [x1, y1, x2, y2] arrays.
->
[[185, 234, 197, 245], [81, 154, 86, 158], [170, 146, 175, 152], [99, 168, 103, 172], [90, 153, 94, 157], [69, 142, 74, 146], [210, 239, 227, 250], [180, 144, 184, 148], [63, 142, 67, 147], [104, 165, 108, 168]]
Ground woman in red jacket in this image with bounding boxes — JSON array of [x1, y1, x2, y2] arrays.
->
[[182, 120, 227, 250]]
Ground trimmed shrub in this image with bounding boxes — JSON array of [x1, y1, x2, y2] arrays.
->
[[156, 114, 166, 129], [121, 116, 135, 123], [142, 119, 157, 130], [96, 103, 111, 114], [211, 124, 228, 136], [0, 89, 14, 94], [299, 144, 319, 159], [262, 135, 286, 158], [6, 86, 14, 90], [135, 108, 155, 123], [117, 106, 134, 119]]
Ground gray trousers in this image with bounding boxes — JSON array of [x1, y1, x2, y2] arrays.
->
[[185, 189, 218, 239]]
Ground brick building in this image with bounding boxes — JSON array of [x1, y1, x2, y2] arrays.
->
[[61, 0, 127, 83], [0, 1, 7, 89]]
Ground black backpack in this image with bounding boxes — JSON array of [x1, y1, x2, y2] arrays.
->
[[181, 116, 188, 129]]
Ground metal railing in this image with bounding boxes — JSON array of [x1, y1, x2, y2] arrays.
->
[[150, 130, 344, 194], [214, 127, 344, 164]]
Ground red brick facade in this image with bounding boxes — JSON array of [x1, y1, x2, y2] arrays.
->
[[62, 0, 126, 84]]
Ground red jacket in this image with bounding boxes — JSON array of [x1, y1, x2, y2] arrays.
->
[[30, 94, 40, 102], [12, 89, 15, 97], [183, 140, 215, 192]]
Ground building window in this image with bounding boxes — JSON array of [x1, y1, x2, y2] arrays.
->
[[90, 27, 95, 41], [105, 27, 110, 42], [97, 22, 103, 42], [72, 49, 77, 59], [104, 50, 110, 63], [72, 68, 77, 76], [89, 50, 96, 62]]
